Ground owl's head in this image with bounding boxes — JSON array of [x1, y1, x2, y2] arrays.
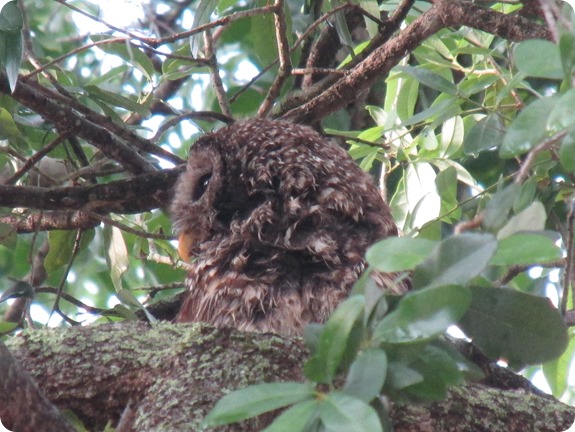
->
[[171, 119, 395, 270]]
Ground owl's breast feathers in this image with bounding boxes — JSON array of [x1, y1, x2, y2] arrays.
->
[[173, 119, 400, 336]]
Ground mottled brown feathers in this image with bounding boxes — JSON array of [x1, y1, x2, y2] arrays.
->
[[171, 119, 398, 336]]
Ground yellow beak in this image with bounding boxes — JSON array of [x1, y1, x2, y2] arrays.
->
[[177, 233, 194, 262]]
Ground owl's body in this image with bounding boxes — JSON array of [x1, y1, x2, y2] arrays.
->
[[171, 119, 397, 336]]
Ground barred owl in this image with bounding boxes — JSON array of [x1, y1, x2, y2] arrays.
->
[[171, 119, 398, 336]]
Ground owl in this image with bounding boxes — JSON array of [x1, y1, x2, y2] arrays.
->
[[170, 119, 398, 336]]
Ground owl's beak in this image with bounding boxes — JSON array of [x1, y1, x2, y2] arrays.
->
[[177, 233, 194, 262]]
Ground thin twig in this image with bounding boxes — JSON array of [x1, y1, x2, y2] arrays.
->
[[258, 0, 292, 116], [5, 133, 71, 185], [205, 30, 232, 118]]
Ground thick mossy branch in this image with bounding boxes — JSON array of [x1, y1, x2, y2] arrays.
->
[[4, 322, 575, 431]]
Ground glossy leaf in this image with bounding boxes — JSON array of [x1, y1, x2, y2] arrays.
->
[[343, 348, 387, 402], [491, 233, 562, 266], [0, 1, 22, 32], [464, 114, 504, 155], [263, 400, 320, 432], [395, 65, 457, 95], [496, 201, 546, 239], [203, 382, 315, 426], [459, 286, 568, 368], [412, 233, 497, 289], [190, 0, 217, 57], [372, 285, 470, 344], [366, 237, 437, 273], [304, 296, 364, 383], [514, 39, 563, 79], [500, 95, 558, 158], [404, 345, 464, 400], [319, 392, 383, 432]]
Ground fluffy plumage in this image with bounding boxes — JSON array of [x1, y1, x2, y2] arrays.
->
[[171, 119, 398, 336]]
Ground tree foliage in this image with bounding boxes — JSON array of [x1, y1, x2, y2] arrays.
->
[[1, 0, 575, 430]]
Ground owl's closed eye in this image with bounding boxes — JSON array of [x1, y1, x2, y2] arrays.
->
[[170, 119, 399, 336]]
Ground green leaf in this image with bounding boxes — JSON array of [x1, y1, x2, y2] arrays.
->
[[103, 225, 129, 292], [263, 400, 319, 432], [412, 233, 498, 289], [385, 361, 423, 390], [45, 230, 94, 272], [514, 39, 563, 80], [500, 95, 558, 158], [548, 88, 575, 129], [0, 1, 22, 32], [491, 233, 561, 266], [116, 289, 156, 323], [2, 31, 22, 92], [395, 65, 457, 95], [440, 115, 464, 157], [203, 382, 315, 427], [91, 36, 155, 81], [304, 296, 364, 383], [343, 348, 387, 402], [86, 85, 150, 116], [0, 221, 16, 248], [366, 237, 437, 273], [542, 330, 575, 397], [459, 286, 568, 368], [319, 392, 383, 432], [0, 107, 21, 139], [483, 184, 521, 232], [189, 0, 218, 57], [404, 345, 464, 400], [372, 285, 471, 344], [560, 134, 575, 172], [496, 201, 546, 239], [464, 114, 504, 155]]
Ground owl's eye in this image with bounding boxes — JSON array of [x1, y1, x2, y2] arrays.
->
[[193, 173, 212, 201]]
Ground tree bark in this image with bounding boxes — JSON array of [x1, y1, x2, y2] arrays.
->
[[3, 322, 574, 432]]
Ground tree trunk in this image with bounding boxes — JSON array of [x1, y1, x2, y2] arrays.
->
[[3, 322, 574, 431]]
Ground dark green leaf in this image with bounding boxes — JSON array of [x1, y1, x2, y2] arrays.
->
[[464, 114, 504, 155], [404, 345, 464, 400], [459, 286, 568, 368], [559, 134, 575, 172], [86, 85, 150, 116], [0, 1, 23, 33], [385, 361, 423, 390], [45, 230, 94, 272], [412, 233, 497, 289], [366, 237, 437, 273], [203, 382, 315, 426], [548, 88, 575, 130], [491, 233, 562, 266], [3, 31, 22, 92], [500, 96, 558, 158], [514, 39, 563, 79], [263, 400, 319, 432], [343, 348, 387, 402], [304, 296, 364, 383], [319, 392, 383, 432], [372, 285, 470, 344], [486, 184, 520, 233], [395, 65, 457, 95]]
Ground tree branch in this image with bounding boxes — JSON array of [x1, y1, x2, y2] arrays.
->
[[279, 0, 551, 124]]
